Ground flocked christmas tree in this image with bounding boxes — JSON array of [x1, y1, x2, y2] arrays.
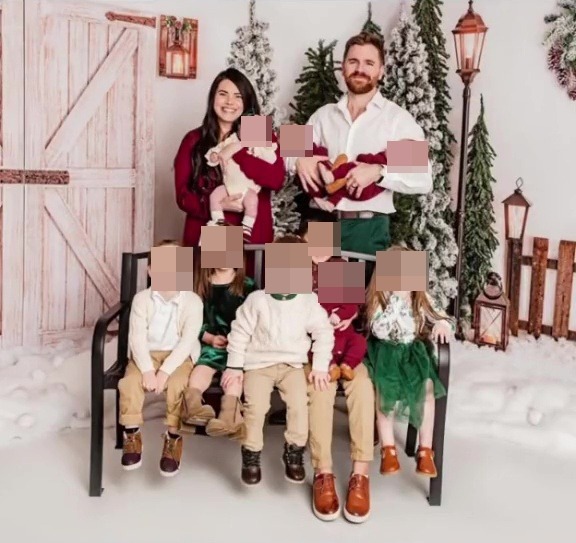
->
[[289, 40, 343, 125], [227, 0, 300, 236], [459, 95, 498, 323], [413, 0, 456, 224], [383, 6, 458, 309], [543, 0, 576, 100]]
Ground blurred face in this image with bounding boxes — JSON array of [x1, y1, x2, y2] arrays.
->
[[213, 79, 244, 125], [342, 44, 384, 95]]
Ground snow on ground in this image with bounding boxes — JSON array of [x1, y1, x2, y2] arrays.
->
[[1, 332, 575, 454]]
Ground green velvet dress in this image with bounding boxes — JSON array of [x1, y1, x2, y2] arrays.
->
[[196, 277, 257, 371]]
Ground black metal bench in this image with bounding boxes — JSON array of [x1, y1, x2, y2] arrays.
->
[[89, 246, 450, 506]]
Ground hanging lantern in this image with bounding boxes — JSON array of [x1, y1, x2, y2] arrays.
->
[[159, 16, 198, 80], [473, 272, 510, 351], [502, 177, 532, 241]]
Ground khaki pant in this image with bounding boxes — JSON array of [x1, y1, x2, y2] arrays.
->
[[306, 363, 374, 470], [118, 351, 193, 428], [243, 363, 309, 452]]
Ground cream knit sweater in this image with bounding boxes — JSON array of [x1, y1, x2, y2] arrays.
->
[[226, 291, 335, 372], [128, 288, 203, 375]]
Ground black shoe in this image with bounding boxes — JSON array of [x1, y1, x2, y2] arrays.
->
[[241, 446, 261, 485], [282, 442, 306, 483]]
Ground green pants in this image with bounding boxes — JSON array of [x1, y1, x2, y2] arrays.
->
[[340, 214, 391, 255]]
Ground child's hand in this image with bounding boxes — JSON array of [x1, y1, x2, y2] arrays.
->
[[221, 368, 243, 389], [329, 311, 341, 326], [212, 335, 228, 349], [308, 370, 330, 392], [432, 321, 452, 343], [142, 370, 157, 392], [155, 370, 169, 394], [334, 311, 358, 331]]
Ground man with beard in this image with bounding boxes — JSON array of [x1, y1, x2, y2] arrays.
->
[[284, 33, 433, 524]]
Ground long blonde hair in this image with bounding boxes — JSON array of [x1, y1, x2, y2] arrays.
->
[[365, 245, 452, 338]]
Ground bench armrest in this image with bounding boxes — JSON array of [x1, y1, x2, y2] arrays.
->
[[436, 339, 450, 391], [91, 302, 124, 388]]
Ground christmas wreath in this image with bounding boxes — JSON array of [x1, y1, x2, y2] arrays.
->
[[544, 1, 576, 100]]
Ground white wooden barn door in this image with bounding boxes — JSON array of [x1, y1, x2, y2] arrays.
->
[[1, 0, 156, 348]]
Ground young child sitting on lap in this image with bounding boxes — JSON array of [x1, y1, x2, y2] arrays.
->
[[118, 240, 203, 477]]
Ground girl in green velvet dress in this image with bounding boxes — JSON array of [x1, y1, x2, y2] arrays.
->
[[180, 266, 256, 438], [363, 247, 454, 479]]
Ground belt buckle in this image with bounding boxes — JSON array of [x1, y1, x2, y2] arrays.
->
[[359, 211, 373, 219]]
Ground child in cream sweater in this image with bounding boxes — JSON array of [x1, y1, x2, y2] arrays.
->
[[224, 250, 334, 485]]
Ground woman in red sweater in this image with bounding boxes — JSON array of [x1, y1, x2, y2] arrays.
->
[[174, 68, 285, 249]]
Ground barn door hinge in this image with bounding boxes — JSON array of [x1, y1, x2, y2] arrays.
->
[[0, 169, 69, 185], [105, 11, 157, 28]]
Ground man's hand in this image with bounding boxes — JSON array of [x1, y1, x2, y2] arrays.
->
[[345, 163, 382, 198], [308, 370, 330, 391], [221, 368, 243, 389], [155, 370, 169, 394], [296, 156, 324, 193], [212, 335, 228, 349], [313, 197, 335, 213], [142, 370, 157, 392], [334, 311, 358, 331]]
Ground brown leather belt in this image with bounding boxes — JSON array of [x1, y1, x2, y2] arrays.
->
[[335, 210, 381, 219]]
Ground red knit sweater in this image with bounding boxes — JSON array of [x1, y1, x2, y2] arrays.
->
[[174, 127, 285, 246]]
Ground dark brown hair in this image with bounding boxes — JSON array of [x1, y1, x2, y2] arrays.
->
[[194, 266, 247, 301], [343, 32, 385, 65], [273, 234, 305, 244]]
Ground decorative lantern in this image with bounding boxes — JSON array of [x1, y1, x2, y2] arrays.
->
[[502, 177, 532, 241], [473, 272, 510, 351], [452, 0, 488, 85], [159, 16, 198, 80]]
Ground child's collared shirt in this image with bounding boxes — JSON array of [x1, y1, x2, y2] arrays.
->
[[148, 291, 182, 351]]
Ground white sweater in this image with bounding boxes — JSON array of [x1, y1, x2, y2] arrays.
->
[[128, 288, 203, 375], [226, 291, 334, 372]]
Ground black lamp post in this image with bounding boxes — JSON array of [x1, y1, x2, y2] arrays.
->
[[451, 0, 488, 339]]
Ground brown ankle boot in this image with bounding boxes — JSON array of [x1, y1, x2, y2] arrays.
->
[[379, 445, 400, 475], [340, 364, 355, 381], [329, 364, 341, 382], [416, 446, 437, 477], [205, 394, 245, 440], [181, 387, 216, 427]]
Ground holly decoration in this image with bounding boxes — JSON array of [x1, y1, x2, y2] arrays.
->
[[543, 0, 576, 100]]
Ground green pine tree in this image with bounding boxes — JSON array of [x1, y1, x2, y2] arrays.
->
[[362, 2, 384, 40], [412, 0, 456, 224], [460, 95, 498, 324], [289, 40, 343, 124]]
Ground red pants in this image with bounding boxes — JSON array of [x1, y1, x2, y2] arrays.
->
[[331, 328, 367, 369]]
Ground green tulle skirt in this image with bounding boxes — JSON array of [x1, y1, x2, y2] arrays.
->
[[364, 338, 446, 429]]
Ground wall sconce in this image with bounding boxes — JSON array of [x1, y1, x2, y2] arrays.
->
[[159, 15, 198, 79]]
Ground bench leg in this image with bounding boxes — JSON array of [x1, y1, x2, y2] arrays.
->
[[115, 389, 123, 450], [428, 395, 447, 506], [89, 387, 104, 497], [405, 424, 418, 457]]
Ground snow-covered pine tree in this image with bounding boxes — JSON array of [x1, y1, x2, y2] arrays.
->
[[227, 0, 300, 236], [383, 6, 458, 309], [413, 0, 456, 225], [289, 40, 343, 125], [460, 95, 498, 324], [543, 0, 576, 100]]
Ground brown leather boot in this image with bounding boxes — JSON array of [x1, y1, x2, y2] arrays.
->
[[181, 387, 216, 427], [241, 446, 261, 485], [282, 443, 306, 483], [159, 432, 183, 477], [121, 430, 142, 470], [328, 364, 341, 382], [205, 394, 245, 440], [344, 474, 370, 523], [416, 446, 437, 477], [380, 445, 400, 475], [340, 363, 355, 381], [312, 473, 340, 521]]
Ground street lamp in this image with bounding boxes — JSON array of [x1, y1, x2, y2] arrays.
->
[[451, 0, 488, 338]]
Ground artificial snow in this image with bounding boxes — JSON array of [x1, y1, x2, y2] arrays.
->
[[1, 332, 575, 456]]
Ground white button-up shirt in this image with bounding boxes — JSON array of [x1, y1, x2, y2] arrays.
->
[[286, 92, 433, 213], [147, 291, 182, 351]]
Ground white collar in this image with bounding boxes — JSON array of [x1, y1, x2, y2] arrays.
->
[[151, 290, 182, 305], [336, 90, 387, 117]]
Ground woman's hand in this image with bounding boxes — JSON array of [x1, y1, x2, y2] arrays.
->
[[220, 193, 244, 213]]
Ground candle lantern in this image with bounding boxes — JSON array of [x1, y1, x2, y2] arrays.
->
[[159, 15, 198, 80], [473, 272, 510, 351]]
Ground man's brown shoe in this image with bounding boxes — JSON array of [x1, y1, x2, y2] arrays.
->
[[416, 446, 437, 477], [159, 432, 183, 477], [340, 364, 355, 381], [328, 364, 341, 382], [121, 430, 142, 470], [312, 473, 340, 521], [380, 445, 400, 475], [344, 474, 370, 523]]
